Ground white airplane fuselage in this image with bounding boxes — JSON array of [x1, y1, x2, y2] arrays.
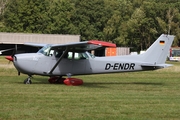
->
[[13, 52, 158, 77]]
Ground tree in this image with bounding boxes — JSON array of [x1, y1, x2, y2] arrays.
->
[[0, 0, 8, 31], [72, 0, 111, 40], [4, 0, 50, 33], [45, 0, 78, 34], [103, 0, 134, 46]]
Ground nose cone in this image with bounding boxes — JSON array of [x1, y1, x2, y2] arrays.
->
[[13, 53, 38, 74], [5, 56, 13, 61]]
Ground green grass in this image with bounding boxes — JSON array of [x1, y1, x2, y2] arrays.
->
[[0, 59, 180, 120]]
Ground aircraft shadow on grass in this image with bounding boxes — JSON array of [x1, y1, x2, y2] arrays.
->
[[15, 77, 164, 88], [82, 81, 164, 88]]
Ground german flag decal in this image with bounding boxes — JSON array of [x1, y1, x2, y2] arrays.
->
[[159, 40, 165, 45]]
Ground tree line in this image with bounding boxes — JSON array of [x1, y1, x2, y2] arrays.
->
[[0, 0, 180, 51]]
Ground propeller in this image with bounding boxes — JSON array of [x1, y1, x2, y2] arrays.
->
[[11, 44, 18, 58], [5, 44, 21, 76], [5, 44, 18, 62], [1, 48, 14, 64], [0, 48, 15, 55]]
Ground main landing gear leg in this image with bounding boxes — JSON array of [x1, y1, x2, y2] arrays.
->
[[24, 76, 32, 84]]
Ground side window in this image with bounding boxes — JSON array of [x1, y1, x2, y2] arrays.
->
[[53, 47, 66, 58], [74, 53, 80, 60], [63, 52, 73, 59], [54, 51, 89, 60], [55, 50, 63, 57], [67, 52, 73, 59], [74, 52, 89, 60]]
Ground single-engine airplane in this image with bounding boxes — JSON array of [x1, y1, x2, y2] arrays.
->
[[5, 34, 174, 85]]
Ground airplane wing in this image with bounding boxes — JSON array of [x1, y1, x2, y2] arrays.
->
[[24, 43, 47, 47], [51, 40, 116, 51], [25, 40, 116, 51]]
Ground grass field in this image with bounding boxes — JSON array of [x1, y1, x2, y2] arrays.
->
[[0, 57, 180, 120]]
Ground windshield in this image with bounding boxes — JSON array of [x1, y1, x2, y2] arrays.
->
[[37, 44, 51, 56]]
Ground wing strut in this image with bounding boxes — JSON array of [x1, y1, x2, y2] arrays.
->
[[48, 47, 69, 74]]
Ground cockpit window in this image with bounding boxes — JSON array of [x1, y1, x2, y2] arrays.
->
[[37, 45, 51, 56], [65, 52, 89, 60], [38, 45, 95, 59], [74, 52, 87, 59]]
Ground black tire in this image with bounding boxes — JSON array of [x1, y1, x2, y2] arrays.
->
[[24, 78, 32, 84]]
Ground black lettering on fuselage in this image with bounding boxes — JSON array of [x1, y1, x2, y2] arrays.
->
[[124, 63, 129, 70], [118, 63, 124, 70], [113, 63, 119, 70], [105, 63, 111, 70], [105, 63, 135, 70], [129, 63, 135, 70]]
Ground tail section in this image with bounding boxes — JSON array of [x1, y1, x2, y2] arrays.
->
[[140, 34, 175, 64]]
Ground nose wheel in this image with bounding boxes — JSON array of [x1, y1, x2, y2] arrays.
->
[[24, 77, 32, 84]]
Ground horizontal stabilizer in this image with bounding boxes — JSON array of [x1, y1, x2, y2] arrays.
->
[[141, 63, 173, 69]]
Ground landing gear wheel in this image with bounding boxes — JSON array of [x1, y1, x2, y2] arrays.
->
[[24, 78, 32, 84]]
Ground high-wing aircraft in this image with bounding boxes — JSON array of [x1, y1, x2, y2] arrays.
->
[[5, 34, 174, 85]]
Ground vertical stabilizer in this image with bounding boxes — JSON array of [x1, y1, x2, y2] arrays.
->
[[140, 34, 174, 64]]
